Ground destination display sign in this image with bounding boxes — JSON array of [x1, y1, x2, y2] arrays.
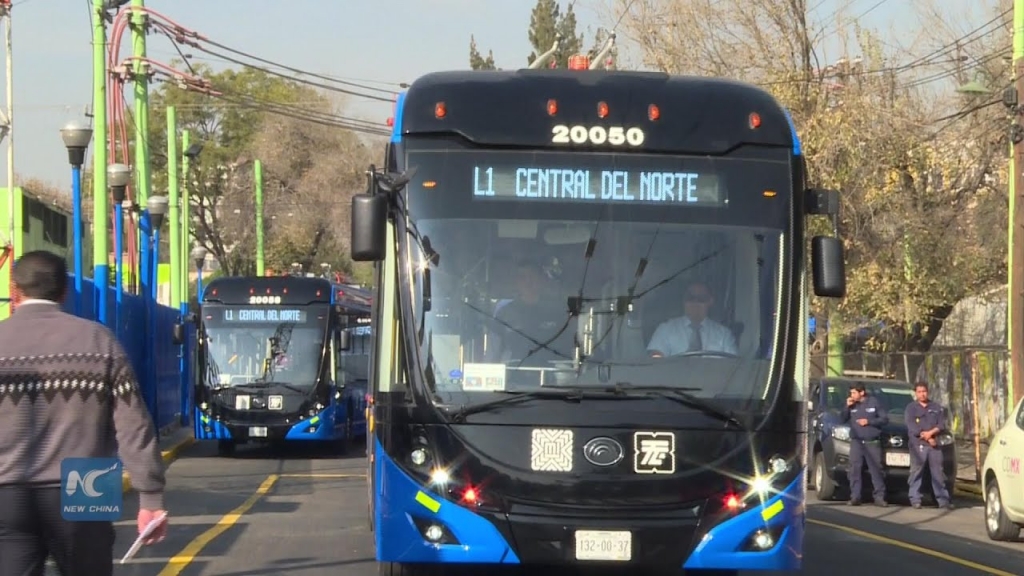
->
[[471, 164, 725, 206], [221, 308, 307, 323]]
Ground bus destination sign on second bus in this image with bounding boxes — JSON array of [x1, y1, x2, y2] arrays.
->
[[472, 165, 725, 206], [222, 309, 307, 323]]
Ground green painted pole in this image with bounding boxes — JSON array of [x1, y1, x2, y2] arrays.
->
[[180, 129, 191, 305], [131, 0, 151, 257], [1009, 0, 1024, 410], [166, 106, 180, 310], [92, 0, 110, 325], [255, 159, 264, 276]]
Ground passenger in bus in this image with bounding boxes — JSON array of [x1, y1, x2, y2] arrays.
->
[[647, 281, 738, 357], [491, 260, 566, 364]]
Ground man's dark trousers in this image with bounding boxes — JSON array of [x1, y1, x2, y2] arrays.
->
[[909, 444, 950, 505], [0, 485, 115, 576], [849, 439, 886, 502]]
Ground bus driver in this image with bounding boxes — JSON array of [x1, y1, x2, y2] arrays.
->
[[647, 280, 738, 357]]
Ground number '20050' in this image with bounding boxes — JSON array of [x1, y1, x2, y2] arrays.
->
[[551, 124, 645, 147]]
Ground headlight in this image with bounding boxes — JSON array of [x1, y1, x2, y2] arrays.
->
[[937, 432, 954, 446], [832, 425, 851, 442], [748, 455, 794, 497]]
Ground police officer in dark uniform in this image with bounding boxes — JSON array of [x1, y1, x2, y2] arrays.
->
[[841, 382, 889, 506], [905, 381, 954, 510]]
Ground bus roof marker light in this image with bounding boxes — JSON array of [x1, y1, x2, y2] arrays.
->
[[568, 54, 590, 70], [546, 99, 558, 116], [434, 102, 447, 119], [648, 104, 660, 121], [597, 101, 609, 118], [749, 112, 762, 129]]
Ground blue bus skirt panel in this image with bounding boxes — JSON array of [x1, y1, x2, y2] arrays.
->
[[682, 473, 805, 571], [374, 438, 522, 564], [193, 406, 343, 441], [284, 406, 342, 440], [373, 437, 803, 569], [194, 410, 233, 439]]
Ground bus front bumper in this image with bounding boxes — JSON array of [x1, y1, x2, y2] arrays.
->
[[194, 406, 340, 441], [373, 439, 804, 571]]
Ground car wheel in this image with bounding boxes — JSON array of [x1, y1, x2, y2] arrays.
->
[[985, 480, 1022, 541], [814, 452, 837, 501]]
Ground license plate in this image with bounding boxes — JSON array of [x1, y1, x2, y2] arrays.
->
[[249, 426, 268, 438], [886, 452, 910, 467], [574, 530, 631, 561]]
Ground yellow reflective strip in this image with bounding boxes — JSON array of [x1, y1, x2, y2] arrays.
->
[[200, 415, 209, 423], [761, 499, 784, 521], [415, 491, 441, 513], [309, 416, 320, 425]]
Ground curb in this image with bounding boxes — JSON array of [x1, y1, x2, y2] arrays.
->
[[954, 480, 983, 500], [121, 436, 196, 493]]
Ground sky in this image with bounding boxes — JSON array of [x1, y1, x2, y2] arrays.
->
[[0, 0, 973, 191]]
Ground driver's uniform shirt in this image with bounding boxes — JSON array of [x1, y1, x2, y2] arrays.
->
[[647, 316, 738, 357]]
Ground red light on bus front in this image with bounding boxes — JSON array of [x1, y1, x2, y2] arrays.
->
[[597, 101, 609, 119], [434, 102, 447, 119], [724, 493, 741, 510], [748, 112, 761, 129], [249, 288, 254, 295], [546, 99, 558, 116], [648, 104, 660, 121], [282, 288, 288, 294], [462, 487, 479, 504], [386, 117, 394, 127]]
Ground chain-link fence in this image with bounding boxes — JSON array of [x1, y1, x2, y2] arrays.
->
[[811, 349, 1011, 483]]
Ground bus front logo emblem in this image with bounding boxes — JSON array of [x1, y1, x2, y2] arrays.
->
[[530, 429, 573, 472], [633, 432, 675, 474], [268, 396, 283, 410]]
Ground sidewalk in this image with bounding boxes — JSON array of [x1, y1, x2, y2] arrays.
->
[[954, 438, 986, 497]]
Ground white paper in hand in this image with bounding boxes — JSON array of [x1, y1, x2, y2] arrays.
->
[[120, 513, 167, 564]]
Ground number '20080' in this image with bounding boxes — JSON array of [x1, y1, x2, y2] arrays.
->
[[551, 124, 645, 147]]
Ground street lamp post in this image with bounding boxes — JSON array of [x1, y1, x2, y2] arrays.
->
[[59, 121, 93, 316], [146, 195, 168, 302], [190, 245, 207, 300], [108, 163, 130, 337], [141, 194, 167, 427]]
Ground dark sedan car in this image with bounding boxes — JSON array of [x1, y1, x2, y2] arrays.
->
[[807, 377, 957, 502]]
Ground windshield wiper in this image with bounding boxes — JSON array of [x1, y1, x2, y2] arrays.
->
[[605, 383, 747, 430], [449, 387, 597, 422], [235, 382, 308, 395]]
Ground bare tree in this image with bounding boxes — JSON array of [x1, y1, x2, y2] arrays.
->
[[607, 0, 1009, 351]]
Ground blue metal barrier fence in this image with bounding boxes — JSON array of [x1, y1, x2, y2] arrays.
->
[[61, 274, 183, 432]]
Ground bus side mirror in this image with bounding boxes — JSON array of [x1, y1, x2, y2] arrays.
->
[[339, 330, 352, 351], [811, 236, 846, 298], [172, 323, 185, 346], [351, 193, 387, 262]]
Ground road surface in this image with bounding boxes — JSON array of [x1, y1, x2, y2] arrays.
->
[[99, 442, 1024, 576]]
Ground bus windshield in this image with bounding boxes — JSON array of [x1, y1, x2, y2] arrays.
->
[[401, 146, 792, 407], [201, 304, 329, 388]]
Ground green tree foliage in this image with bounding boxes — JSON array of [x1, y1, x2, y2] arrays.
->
[[527, 0, 583, 68], [145, 62, 381, 277], [614, 0, 1008, 352], [467, 0, 583, 70], [469, 35, 496, 70]]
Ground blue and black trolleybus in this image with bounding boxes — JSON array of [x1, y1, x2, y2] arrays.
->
[[191, 275, 368, 456], [350, 63, 846, 574]]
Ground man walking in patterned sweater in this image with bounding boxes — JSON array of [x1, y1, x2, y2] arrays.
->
[[0, 250, 168, 576]]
